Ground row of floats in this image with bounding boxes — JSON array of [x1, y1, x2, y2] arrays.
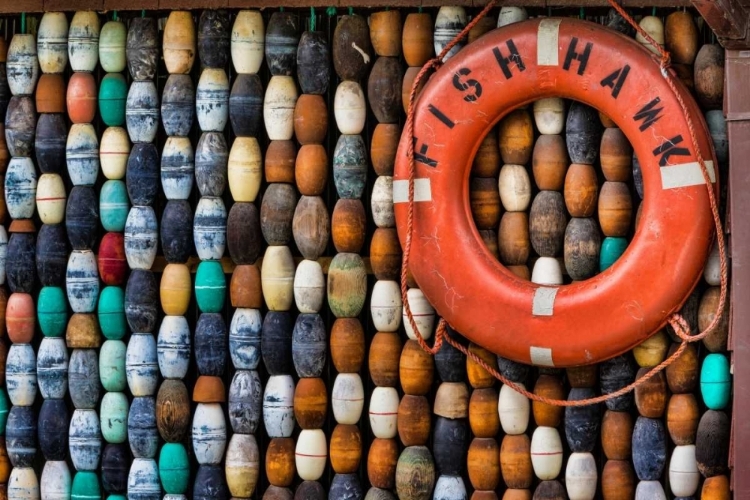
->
[[0, 3, 732, 500]]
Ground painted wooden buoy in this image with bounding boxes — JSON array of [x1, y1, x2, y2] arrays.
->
[[468, 437, 500, 491], [264, 76, 297, 141], [706, 110, 728, 164], [126, 333, 158, 396], [533, 98, 565, 135], [398, 394, 431, 446], [261, 311, 293, 375], [530, 427, 563, 480], [230, 74, 263, 138], [333, 13, 372, 81], [194, 464, 230, 500], [400, 340, 435, 397], [6, 343, 37, 410], [277, 147, 318, 209], [67, 72, 96, 124], [600, 354, 636, 411], [696, 409, 729, 477], [37, 337, 68, 400], [335, 81, 366, 135], [37, 12, 69, 74], [370, 280, 402, 333], [266, 437, 296, 486], [127, 458, 161, 500], [128, 396, 158, 458], [192, 402, 227, 464], [292, 195, 329, 259], [532, 376, 565, 428], [532, 134, 568, 191], [100, 339, 126, 392], [499, 383, 530, 436], [40, 460, 71, 499], [265, 139, 296, 182], [403, 13, 434, 67], [160, 200, 193, 264], [601, 410, 633, 460], [68, 348, 100, 409], [566, 102, 602, 165], [564, 388, 600, 453], [498, 164, 531, 213], [295, 429, 326, 481], [6, 292, 33, 345], [294, 260, 324, 315], [231, 10, 265, 74], [668, 445, 699, 497], [330, 319, 365, 375], [395, 446, 435, 500], [127, 17, 158, 81], [294, 378, 328, 429], [229, 308, 262, 370], [68, 11, 100, 72], [328, 253, 367, 319], [100, 391, 128, 444], [433, 416, 469, 476], [196, 68, 229, 133], [260, 183, 296, 248], [100, 183, 129, 238], [333, 134, 367, 200], [368, 386, 399, 440], [700, 287, 729, 352], [36, 286, 66, 338], [666, 393, 699, 446], [266, 12, 299, 76], [193, 196, 227, 261], [295, 95, 328, 147], [634, 368, 668, 418], [198, 10, 230, 69], [195, 313, 227, 376], [69, 408, 102, 470], [263, 374, 295, 438], [634, 480, 666, 500], [227, 202, 262, 265], [127, 143, 160, 207], [370, 227, 401, 280], [371, 10, 402, 57], [124, 205, 158, 270], [125, 269, 158, 333], [5, 159, 36, 226], [159, 442, 190, 494], [601, 460, 635, 500], [39, 400, 68, 462], [162, 76, 194, 139], [332, 372, 365, 425], [7, 34, 39, 96], [368, 438, 398, 489], [702, 475, 731, 499], [126, 81, 159, 144], [35, 113, 66, 175], [163, 11, 196, 75], [700, 353, 731, 410], [156, 316, 190, 379], [7, 466, 39, 499], [36, 74, 66, 113], [66, 313, 101, 349], [297, 31, 329, 96], [98, 286, 126, 340], [65, 250, 98, 313], [195, 260, 226, 314], [632, 416, 667, 481], [66, 185, 98, 250], [156, 379, 189, 442], [99, 20, 126, 73], [100, 126, 130, 180], [695, 44, 724, 110], [261, 245, 295, 311], [5, 96, 36, 158], [36, 226, 66, 290], [66, 123, 99, 186], [635, 16, 664, 55], [498, 6, 528, 27], [195, 131, 228, 197], [160, 264, 191, 316], [228, 369, 262, 433], [99, 73, 127, 127], [227, 138, 261, 203], [161, 137, 194, 201], [7, 231, 36, 296], [291, 313, 326, 378], [330, 423, 362, 474], [434, 6, 467, 61], [433, 475, 467, 500]]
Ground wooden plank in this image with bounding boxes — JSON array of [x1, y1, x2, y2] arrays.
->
[[726, 48, 750, 496], [0, 0, 43, 13], [45, 0, 103, 9], [692, 0, 750, 47], [0, 0, 695, 10]]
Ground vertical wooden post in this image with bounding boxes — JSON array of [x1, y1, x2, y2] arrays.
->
[[726, 49, 750, 496]]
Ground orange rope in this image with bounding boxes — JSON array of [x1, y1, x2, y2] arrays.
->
[[401, 4, 729, 407]]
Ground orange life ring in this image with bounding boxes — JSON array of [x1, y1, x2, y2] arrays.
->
[[394, 18, 717, 368]]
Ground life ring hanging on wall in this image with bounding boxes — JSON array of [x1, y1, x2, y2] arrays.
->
[[394, 18, 717, 368]]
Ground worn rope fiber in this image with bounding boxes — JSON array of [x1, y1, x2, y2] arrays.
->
[[401, 1, 729, 407]]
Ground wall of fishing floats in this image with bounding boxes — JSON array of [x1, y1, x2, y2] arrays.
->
[[0, 4, 731, 500]]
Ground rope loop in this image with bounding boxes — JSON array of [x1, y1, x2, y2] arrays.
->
[[401, 0, 729, 407]]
